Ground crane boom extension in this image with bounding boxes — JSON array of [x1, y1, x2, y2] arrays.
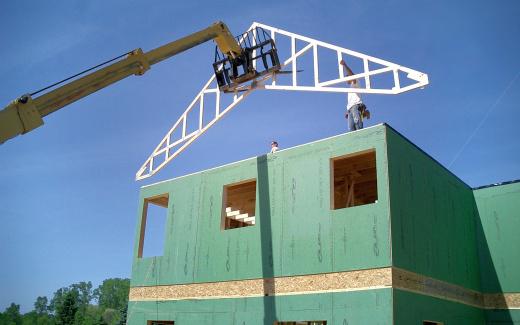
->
[[0, 21, 242, 144]]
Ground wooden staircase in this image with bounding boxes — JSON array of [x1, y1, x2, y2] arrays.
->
[[225, 207, 255, 226]]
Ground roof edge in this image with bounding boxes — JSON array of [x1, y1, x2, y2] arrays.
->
[[383, 123, 472, 189], [472, 179, 520, 190], [142, 124, 386, 189]]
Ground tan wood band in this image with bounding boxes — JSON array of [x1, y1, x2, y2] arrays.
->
[[392, 267, 483, 308], [129, 266, 520, 310], [129, 267, 392, 301], [483, 293, 520, 310]]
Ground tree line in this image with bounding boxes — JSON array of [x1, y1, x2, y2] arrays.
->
[[0, 278, 130, 325]]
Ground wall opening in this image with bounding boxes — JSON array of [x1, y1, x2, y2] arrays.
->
[[222, 179, 257, 230], [138, 194, 169, 258], [274, 320, 327, 325], [147, 321, 174, 325], [331, 149, 377, 209], [423, 322, 443, 325]]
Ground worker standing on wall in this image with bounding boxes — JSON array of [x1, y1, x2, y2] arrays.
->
[[340, 59, 370, 131], [270, 141, 279, 153]]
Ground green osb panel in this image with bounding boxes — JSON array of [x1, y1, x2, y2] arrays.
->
[[131, 125, 392, 286], [131, 173, 203, 286], [331, 127, 391, 271], [484, 309, 520, 324], [195, 159, 265, 282], [393, 289, 485, 325], [126, 289, 392, 325], [386, 127, 482, 291], [281, 151, 333, 274], [474, 181, 520, 293], [330, 288, 392, 324]]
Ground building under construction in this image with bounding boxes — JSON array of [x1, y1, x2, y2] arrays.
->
[[0, 13, 514, 323], [126, 124, 520, 324]]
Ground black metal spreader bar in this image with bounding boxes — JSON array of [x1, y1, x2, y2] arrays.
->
[[213, 27, 280, 92]]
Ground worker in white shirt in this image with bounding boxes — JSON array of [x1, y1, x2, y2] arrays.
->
[[270, 141, 279, 153], [340, 59, 370, 131]]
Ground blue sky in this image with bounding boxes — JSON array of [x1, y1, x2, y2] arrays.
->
[[1, 0, 519, 312]]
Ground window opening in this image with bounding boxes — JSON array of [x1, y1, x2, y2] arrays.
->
[[222, 179, 257, 230], [331, 149, 377, 209], [138, 194, 169, 258], [423, 322, 443, 325], [147, 321, 174, 325]]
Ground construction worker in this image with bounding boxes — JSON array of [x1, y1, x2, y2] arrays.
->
[[340, 59, 370, 131], [270, 141, 279, 153]]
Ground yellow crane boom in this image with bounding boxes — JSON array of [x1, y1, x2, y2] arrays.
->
[[0, 21, 243, 144]]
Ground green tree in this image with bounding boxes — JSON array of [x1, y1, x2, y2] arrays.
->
[[69, 281, 94, 325], [21, 311, 37, 325], [29, 296, 55, 324], [20, 311, 55, 325], [96, 314, 108, 325], [2, 278, 129, 325], [55, 291, 78, 325], [34, 296, 49, 315], [49, 288, 67, 315], [77, 305, 104, 325], [101, 309, 119, 325], [3, 303, 22, 325], [94, 279, 130, 311], [36, 314, 56, 325], [70, 282, 94, 308], [117, 306, 127, 325], [0, 313, 7, 325]]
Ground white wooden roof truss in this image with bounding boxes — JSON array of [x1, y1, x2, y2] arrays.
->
[[136, 22, 429, 180]]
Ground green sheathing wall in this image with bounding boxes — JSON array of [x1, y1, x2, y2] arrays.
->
[[474, 182, 520, 324], [473, 182, 520, 293], [484, 309, 520, 324], [386, 127, 481, 291], [127, 288, 392, 325], [393, 289, 485, 324], [131, 125, 391, 286]]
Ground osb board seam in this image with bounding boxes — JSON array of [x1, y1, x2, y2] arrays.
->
[[129, 267, 392, 301], [129, 266, 520, 310], [130, 285, 391, 302], [483, 293, 520, 310], [392, 267, 483, 307], [392, 267, 520, 310]]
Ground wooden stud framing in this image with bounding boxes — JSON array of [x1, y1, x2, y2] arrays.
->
[[331, 149, 377, 209]]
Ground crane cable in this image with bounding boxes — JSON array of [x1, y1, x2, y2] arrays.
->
[[29, 50, 134, 97], [448, 70, 520, 168]]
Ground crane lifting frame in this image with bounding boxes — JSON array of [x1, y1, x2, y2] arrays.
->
[[135, 22, 429, 180]]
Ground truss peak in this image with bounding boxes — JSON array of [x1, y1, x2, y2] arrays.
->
[[136, 22, 429, 180]]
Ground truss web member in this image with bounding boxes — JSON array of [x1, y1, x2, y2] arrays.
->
[[340, 59, 371, 131]]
